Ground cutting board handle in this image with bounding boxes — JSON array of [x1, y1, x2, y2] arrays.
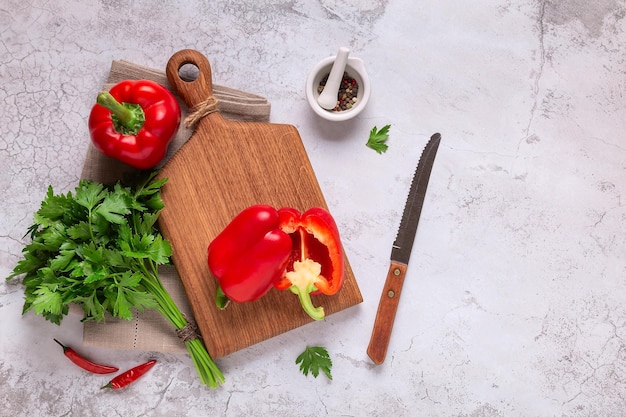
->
[[166, 49, 214, 110]]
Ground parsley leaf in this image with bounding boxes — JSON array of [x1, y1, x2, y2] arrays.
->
[[366, 124, 391, 154], [296, 346, 333, 380], [94, 189, 131, 225], [74, 181, 106, 210]]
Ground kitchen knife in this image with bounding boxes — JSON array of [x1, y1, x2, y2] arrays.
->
[[367, 132, 441, 364]]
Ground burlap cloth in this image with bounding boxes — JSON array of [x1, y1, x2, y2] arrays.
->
[[80, 60, 271, 353]]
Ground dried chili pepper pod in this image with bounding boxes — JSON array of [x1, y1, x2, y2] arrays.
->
[[101, 359, 157, 390], [53, 339, 118, 374]]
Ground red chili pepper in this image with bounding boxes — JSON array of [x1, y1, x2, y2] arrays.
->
[[53, 339, 118, 374], [207, 205, 292, 304], [274, 207, 344, 321], [88, 79, 181, 170], [101, 359, 157, 390], [207, 205, 344, 320]]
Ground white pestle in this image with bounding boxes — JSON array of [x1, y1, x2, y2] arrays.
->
[[317, 47, 351, 110]]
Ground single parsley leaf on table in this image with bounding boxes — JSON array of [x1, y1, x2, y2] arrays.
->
[[366, 124, 391, 154], [296, 346, 333, 380]]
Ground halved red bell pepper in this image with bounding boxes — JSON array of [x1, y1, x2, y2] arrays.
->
[[207, 205, 292, 304], [274, 207, 344, 321], [88, 79, 181, 170], [207, 205, 344, 320]]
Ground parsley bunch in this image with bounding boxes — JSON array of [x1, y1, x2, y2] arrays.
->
[[7, 173, 224, 387]]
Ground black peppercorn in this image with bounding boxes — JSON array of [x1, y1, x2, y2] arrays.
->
[[318, 72, 359, 111]]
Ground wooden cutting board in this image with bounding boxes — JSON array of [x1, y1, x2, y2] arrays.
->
[[157, 49, 362, 359]]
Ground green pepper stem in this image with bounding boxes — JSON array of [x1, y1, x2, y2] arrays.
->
[[289, 282, 325, 321], [96, 92, 145, 135], [97, 92, 133, 125], [215, 284, 231, 310]]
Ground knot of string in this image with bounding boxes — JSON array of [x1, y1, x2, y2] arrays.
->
[[175, 314, 201, 343]]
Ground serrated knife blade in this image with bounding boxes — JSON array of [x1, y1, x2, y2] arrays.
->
[[367, 132, 441, 364]]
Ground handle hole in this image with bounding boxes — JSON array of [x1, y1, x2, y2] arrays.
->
[[178, 63, 199, 82]]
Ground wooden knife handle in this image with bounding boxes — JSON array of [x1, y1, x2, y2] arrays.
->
[[367, 260, 408, 364]]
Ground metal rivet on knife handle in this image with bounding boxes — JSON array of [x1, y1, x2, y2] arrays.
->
[[366, 133, 441, 365]]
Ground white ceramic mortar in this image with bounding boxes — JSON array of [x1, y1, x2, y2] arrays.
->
[[305, 54, 371, 121]]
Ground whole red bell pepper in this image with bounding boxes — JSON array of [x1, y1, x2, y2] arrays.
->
[[207, 205, 292, 304], [274, 207, 344, 321], [88, 79, 181, 170], [207, 205, 344, 321]]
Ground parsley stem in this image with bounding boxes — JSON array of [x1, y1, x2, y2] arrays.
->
[[137, 260, 224, 387], [87, 209, 96, 242]]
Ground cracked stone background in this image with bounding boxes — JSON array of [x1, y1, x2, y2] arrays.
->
[[1, 0, 625, 416]]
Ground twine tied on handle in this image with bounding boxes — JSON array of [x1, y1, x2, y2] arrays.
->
[[184, 96, 219, 128]]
